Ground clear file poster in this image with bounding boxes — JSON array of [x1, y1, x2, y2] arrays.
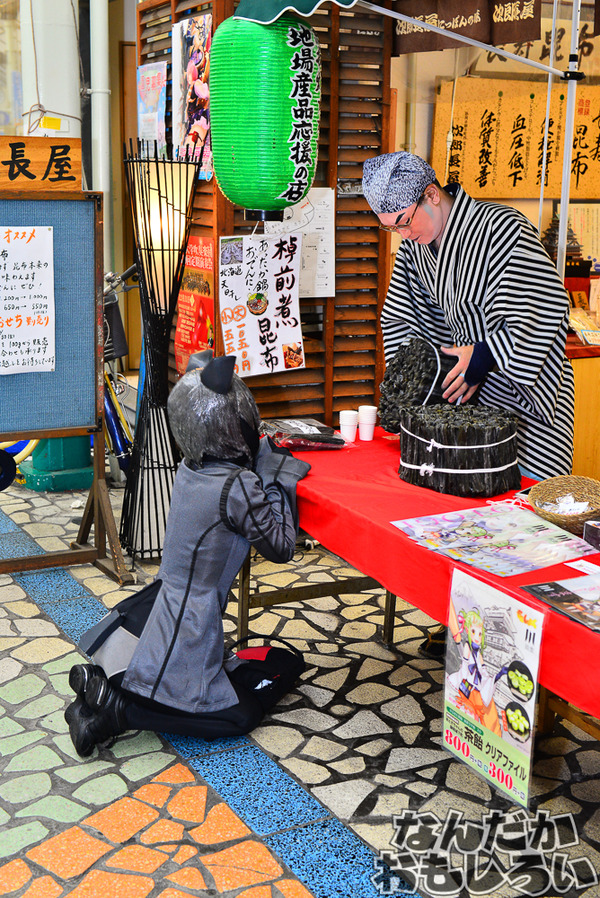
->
[[392, 504, 596, 577], [0, 225, 55, 374], [219, 234, 303, 378], [171, 14, 212, 178], [443, 569, 545, 807], [136, 62, 167, 156]]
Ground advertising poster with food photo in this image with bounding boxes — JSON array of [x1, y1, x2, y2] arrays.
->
[[174, 235, 214, 376], [443, 569, 545, 808], [218, 234, 304, 378]]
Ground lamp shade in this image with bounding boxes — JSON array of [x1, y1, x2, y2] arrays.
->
[[210, 15, 321, 214], [126, 155, 198, 314]]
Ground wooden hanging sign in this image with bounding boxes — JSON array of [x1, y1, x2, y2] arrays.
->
[[0, 136, 82, 193], [431, 78, 600, 199]]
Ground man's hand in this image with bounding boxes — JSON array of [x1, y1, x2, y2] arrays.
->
[[440, 344, 479, 404]]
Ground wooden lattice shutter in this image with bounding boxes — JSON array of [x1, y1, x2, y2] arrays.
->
[[136, 0, 392, 424]]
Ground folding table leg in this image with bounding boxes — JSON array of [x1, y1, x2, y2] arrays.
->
[[237, 553, 251, 641], [383, 590, 396, 644]]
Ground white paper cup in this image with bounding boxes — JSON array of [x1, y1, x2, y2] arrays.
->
[[359, 421, 375, 441], [339, 422, 357, 442], [358, 405, 378, 424], [339, 410, 358, 442]]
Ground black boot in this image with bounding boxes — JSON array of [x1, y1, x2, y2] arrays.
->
[[419, 624, 447, 658], [68, 676, 130, 758], [64, 695, 93, 727], [69, 663, 105, 697]]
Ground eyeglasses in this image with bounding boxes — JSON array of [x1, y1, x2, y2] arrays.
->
[[379, 191, 426, 233]]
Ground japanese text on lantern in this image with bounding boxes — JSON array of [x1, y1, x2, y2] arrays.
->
[[218, 234, 304, 378], [0, 226, 56, 374], [281, 22, 320, 204]]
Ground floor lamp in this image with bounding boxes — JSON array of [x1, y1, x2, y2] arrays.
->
[[121, 143, 201, 561]]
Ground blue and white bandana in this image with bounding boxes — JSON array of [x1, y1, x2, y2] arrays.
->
[[362, 152, 436, 214]]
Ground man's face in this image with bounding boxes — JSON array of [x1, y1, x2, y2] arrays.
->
[[378, 185, 444, 245]]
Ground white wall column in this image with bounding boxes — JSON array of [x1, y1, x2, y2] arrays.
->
[[19, 0, 81, 139], [90, 0, 113, 270]]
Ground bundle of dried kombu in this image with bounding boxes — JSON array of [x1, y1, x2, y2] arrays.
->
[[399, 404, 521, 497], [378, 339, 456, 433]]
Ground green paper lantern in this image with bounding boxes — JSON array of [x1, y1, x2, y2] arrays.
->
[[210, 15, 321, 215]]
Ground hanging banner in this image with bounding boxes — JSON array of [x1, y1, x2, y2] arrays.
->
[[174, 235, 215, 375], [431, 77, 600, 198], [443, 569, 544, 808], [471, 16, 600, 77], [172, 14, 212, 178], [137, 62, 168, 157], [392, 0, 540, 55], [219, 234, 303, 378], [0, 225, 55, 374]]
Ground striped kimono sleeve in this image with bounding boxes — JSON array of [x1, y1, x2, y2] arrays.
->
[[381, 250, 450, 366]]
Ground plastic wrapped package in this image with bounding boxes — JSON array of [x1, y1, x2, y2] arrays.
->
[[261, 418, 345, 451]]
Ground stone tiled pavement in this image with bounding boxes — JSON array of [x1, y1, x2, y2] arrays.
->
[[1, 476, 600, 898]]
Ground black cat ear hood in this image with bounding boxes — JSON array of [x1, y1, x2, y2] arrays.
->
[[167, 355, 260, 465]]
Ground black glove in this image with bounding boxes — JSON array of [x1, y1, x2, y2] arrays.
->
[[266, 436, 292, 458], [465, 340, 496, 387]]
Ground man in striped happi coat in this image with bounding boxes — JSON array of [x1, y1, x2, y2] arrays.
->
[[363, 151, 574, 481]]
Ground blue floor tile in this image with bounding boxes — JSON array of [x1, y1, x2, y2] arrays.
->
[[165, 732, 250, 758], [0, 531, 45, 559], [187, 742, 327, 835], [265, 816, 419, 898], [36, 594, 108, 643], [0, 510, 20, 534], [13, 567, 92, 600]]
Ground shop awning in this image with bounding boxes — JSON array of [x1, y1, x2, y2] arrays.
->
[[234, 0, 359, 25]]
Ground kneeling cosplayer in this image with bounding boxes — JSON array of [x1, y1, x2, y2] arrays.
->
[[66, 354, 310, 757]]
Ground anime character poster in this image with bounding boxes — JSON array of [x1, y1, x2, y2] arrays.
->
[[174, 235, 214, 375], [171, 14, 212, 178], [136, 62, 167, 156], [443, 570, 545, 807]]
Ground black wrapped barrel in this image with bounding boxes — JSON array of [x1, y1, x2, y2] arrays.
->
[[378, 339, 456, 433], [399, 404, 521, 497]]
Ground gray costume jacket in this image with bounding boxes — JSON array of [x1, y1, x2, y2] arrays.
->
[[88, 439, 310, 715]]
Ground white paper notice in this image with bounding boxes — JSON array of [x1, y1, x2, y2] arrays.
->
[[0, 226, 55, 374], [264, 187, 335, 298]]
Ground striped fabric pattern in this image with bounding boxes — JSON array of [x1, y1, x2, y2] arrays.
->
[[381, 185, 575, 480]]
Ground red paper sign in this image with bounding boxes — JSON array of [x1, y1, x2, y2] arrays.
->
[[174, 235, 215, 375]]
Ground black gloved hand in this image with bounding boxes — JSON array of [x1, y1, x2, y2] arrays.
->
[[267, 436, 292, 457]]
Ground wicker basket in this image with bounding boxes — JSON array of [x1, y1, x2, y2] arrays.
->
[[528, 475, 600, 535]]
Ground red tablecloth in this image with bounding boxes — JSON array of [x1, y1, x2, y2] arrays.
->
[[295, 428, 600, 719]]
